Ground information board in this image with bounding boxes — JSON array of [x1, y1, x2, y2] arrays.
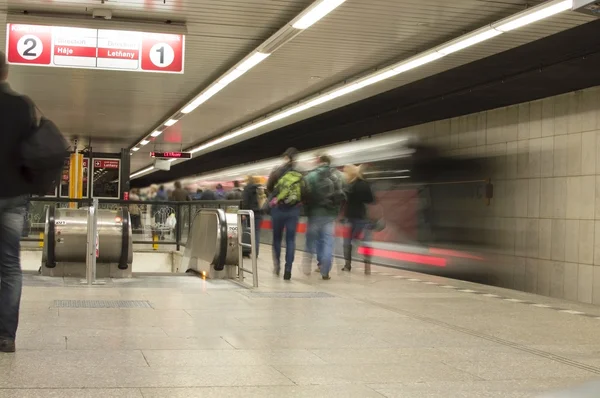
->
[[92, 158, 121, 199], [6, 24, 184, 74]]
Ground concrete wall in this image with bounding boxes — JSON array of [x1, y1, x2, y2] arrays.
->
[[403, 85, 600, 304]]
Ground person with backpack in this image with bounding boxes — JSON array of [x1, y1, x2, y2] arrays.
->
[[342, 165, 375, 274], [266, 148, 303, 280], [303, 153, 345, 280], [0, 51, 67, 352], [242, 175, 263, 257], [226, 181, 243, 200]]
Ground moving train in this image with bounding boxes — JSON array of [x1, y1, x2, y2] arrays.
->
[[182, 132, 497, 282]]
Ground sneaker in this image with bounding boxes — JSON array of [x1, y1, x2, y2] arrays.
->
[[283, 271, 291, 281], [342, 265, 351, 272], [322, 274, 331, 280], [273, 266, 280, 276], [314, 263, 321, 273], [0, 338, 15, 353]]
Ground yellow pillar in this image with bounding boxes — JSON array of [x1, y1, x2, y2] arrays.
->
[[68, 153, 83, 208]]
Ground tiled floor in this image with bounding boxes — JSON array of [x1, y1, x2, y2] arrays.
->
[[3, 247, 600, 397]]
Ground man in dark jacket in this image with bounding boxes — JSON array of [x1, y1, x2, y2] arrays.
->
[[266, 148, 300, 280], [0, 52, 36, 352], [242, 177, 263, 257], [171, 181, 190, 202], [226, 181, 243, 200]]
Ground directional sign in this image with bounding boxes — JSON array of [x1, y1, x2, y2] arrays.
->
[[6, 23, 184, 74]]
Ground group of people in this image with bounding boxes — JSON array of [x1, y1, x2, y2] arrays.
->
[[251, 147, 375, 281]]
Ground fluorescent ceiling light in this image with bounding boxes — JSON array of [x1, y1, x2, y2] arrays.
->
[[150, 130, 162, 137], [140, 139, 150, 146], [181, 83, 226, 114], [130, 166, 154, 179], [437, 28, 503, 55], [218, 69, 245, 86], [236, 52, 270, 72], [293, 0, 347, 29], [132, 147, 140, 151], [164, 119, 178, 127], [494, 0, 573, 32], [393, 52, 445, 74]]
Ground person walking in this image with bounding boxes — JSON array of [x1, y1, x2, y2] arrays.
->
[[242, 176, 263, 257], [171, 181, 190, 202], [342, 165, 375, 274], [0, 52, 37, 352], [303, 154, 345, 280], [266, 148, 302, 280]]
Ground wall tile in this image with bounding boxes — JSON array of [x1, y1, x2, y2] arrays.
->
[[505, 105, 519, 142], [539, 219, 552, 260], [501, 218, 516, 255], [554, 94, 569, 135], [504, 181, 517, 218], [595, 176, 600, 220], [578, 264, 593, 304], [517, 140, 529, 179], [551, 219, 566, 261], [553, 177, 567, 219], [550, 261, 564, 299], [528, 138, 542, 178], [487, 143, 507, 180], [581, 87, 599, 132], [528, 179, 540, 218], [525, 258, 538, 293], [537, 260, 551, 296], [582, 131, 596, 175], [435, 119, 451, 148], [531, 99, 543, 138], [566, 177, 581, 220], [477, 112, 487, 146], [553, 135, 568, 176], [450, 117, 460, 149], [596, 132, 600, 174], [526, 219, 539, 258], [579, 220, 595, 265], [515, 180, 529, 218], [540, 97, 554, 137], [567, 133, 582, 176], [580, 176, 595, 220], [506, 141, 519, 180], [460, 114, 478, 148], [593, 267, 600, 305], [486, 108, 501, 144], [515, 219, 528, 257], [518, 102, 530, 140], [563, 262, 579, 302], [595, 221, 600, 266], [539, 178, 554, 218], [568, 91, 582, 134], [513, 257, 526, 291], [565, 220, 580, 263], [540, 137, 554, 177]]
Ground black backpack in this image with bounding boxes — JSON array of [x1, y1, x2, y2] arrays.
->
[[21, 114, 68, 195]]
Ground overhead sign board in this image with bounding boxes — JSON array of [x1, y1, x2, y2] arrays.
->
[[150, 151, 192, 159], [6, 23, 184, 73]]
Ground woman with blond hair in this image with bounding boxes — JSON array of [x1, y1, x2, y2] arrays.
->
[[342, 164, 374, 274]]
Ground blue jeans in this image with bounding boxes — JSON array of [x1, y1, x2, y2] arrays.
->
[[271, 206, 300, 273], [0, 196, 26, 340], [305, 216, 335, 277], [253, 215, 262, 257]]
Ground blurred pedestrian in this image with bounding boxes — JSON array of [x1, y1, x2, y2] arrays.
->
[[242, 175, 263, 257], [171, 181, 190, 202]]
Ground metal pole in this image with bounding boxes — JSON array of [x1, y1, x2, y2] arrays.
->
[[85, 201, 94, 285], [249, 210, 258, 288], [175, 204, 181, 251], [91, 197, 98, 283], [237, 212, 244, 284]]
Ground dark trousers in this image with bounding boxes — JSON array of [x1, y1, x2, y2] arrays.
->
[[271, 206, 300, 273], [0, 196, 26, 340]]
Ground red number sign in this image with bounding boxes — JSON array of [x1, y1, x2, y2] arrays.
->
[[141, 33, 184, 73], [7, 24, 52, 65]]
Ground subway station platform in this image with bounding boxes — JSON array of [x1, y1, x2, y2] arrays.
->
[[4, 246, 600, 398]]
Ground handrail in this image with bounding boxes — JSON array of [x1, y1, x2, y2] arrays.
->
[[237, 210, 258, 288]]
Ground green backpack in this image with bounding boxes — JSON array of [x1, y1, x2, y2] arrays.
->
[[275, 170, 303, 206]]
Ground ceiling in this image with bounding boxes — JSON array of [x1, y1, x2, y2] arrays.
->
[[0, 1, 595, 173], [133, 16, 600, 186]]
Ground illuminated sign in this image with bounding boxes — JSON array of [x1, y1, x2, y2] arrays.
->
[[6, 24, 184, 74], [150, 152, 192, 159]]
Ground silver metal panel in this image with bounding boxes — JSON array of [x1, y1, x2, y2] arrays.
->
[[182, 208, 223, 275]]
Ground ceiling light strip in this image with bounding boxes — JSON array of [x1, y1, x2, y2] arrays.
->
[[130, 0, 347, 155], [131, 0, 573, 179]]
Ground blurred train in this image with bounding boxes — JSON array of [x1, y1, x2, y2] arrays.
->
[[181, 133, 497, 282]]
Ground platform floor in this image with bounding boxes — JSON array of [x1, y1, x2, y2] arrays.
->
[[3, 246, 600, 397]]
